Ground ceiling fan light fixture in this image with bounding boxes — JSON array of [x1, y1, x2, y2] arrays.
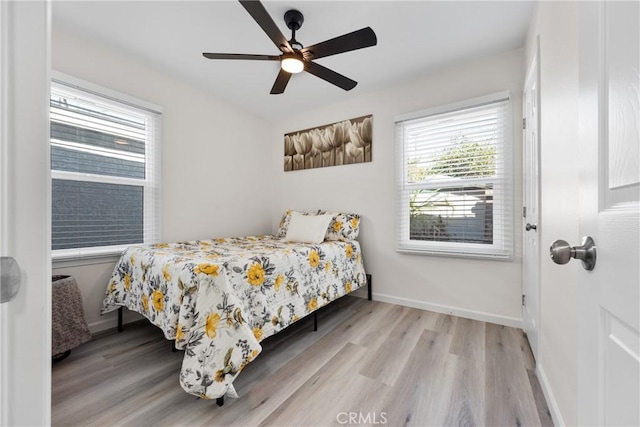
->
[[281, 55, 304, 73]]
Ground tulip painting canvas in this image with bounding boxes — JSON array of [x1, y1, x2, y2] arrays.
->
[[284, 115, 372, 171]]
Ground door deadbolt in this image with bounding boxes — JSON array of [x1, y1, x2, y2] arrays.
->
[[549, 236, 596, 271]]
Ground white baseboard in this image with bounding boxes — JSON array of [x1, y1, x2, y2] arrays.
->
[[537, 363, 566, 426], [351, 288, 368, 299], [91, 291, 521, 335], [88, 318, 115, 334], [372, 292, 523, 329], [88, 310, 144, 334]]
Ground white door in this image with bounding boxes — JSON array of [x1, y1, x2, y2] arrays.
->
[[0, 1, 51, 426], [577, 1, 640, 425], [522, 43, 541, 360]]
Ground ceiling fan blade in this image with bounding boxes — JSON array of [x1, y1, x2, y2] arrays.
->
[[270, 69, 292, 94], [203, 53, 281, 61], [303, 61, 357, 91], [300, 27, 377, 60], [239, 1, 293, 53]]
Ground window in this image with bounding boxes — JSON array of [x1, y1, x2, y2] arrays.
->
[[395, 92, 513, 259], [51, 73, 162, 260]]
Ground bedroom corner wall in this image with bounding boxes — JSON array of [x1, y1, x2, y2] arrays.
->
[[269, 49, 526, 326], [51, 28, 272, 332]]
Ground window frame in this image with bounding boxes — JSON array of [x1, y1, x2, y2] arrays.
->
[[50, 71, 162, 261], [395, 91, 513, 260]]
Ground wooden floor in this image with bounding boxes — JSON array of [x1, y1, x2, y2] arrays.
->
[[52, 297, 553, 426]]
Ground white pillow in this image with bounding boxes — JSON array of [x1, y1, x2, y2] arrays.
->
[[284, 212, 333, 244]]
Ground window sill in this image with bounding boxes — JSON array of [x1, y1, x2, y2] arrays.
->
[[52, 252, 122, 268], [397, 247, 512, 261]]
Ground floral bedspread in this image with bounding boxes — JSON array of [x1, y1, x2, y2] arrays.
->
[[101, 235, 367, 399]]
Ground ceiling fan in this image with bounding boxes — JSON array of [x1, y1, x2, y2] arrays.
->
[[202, 0, 377, 94]]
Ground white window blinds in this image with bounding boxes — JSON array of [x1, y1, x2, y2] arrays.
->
[[395, 92, 513, 259], [51, 74, 162, 260]]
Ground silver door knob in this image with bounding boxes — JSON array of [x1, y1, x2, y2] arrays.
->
[[525, 223, 537, 231], [1, 256, 22, 303], [549, 236, 596, 271]]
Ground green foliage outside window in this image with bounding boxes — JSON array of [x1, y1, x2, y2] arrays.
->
[[409, 135, 496, 242]]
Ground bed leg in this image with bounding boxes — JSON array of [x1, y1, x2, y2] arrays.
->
[[313, 311, 318, 332], [118, 307, 123, 332], [366, 274, 372, 301], [216, 396, 224, 407]]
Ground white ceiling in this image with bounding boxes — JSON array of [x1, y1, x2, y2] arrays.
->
[[53, 1, 535, 121]]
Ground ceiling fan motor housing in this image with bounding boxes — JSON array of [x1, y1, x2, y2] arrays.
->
[[284, 9, 304, 31]]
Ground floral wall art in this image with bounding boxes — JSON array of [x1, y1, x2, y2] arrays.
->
[[284, 114, 372, 171]]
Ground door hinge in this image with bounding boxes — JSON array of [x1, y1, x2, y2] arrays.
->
[[522, 294, 527, 306], [522, 117, 526, 130], [523, 206, 527, 218]]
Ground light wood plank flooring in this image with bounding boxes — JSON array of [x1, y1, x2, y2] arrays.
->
[[52, 297, 553, 426]]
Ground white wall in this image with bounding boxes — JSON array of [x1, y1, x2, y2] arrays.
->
[[270, 49, 525, 326], [524, 2, 579, 426], [50, 20, 529, 337], [51, 28, 272, 332]]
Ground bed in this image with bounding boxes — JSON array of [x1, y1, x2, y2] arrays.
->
[[101, 210, 367, 401]]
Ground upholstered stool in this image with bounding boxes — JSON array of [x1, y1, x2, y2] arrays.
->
[[52, 275, 91, 361]]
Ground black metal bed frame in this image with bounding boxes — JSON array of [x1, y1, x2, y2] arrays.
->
[[117, 274, 373, 407]]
